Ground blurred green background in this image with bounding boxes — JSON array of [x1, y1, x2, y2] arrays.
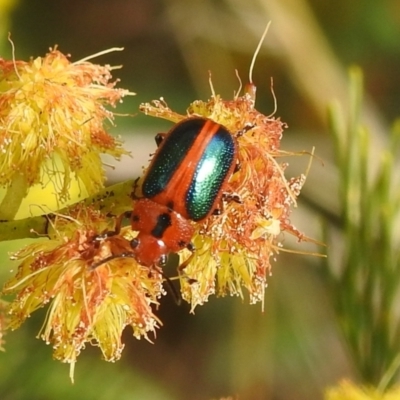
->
[[1, 0, 400, 399]]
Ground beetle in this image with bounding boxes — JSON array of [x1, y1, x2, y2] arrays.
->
[[129, 116, 238, 267], [92, 116, 238, 271]]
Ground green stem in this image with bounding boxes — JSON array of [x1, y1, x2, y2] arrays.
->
[[0, 174, 29, 220], [0, 179, 135, 241]]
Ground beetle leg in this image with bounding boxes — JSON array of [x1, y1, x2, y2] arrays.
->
[[90, 210, 131, 242], [155, 132, 166, 147], [233, 159, 241, 173], [222, 192, 242, 204], [235, 123, 254, 138], [131, 177, 141, 200], [212, 191, 242, 215], [90, 249, 181, 304], [178, 249, 197, 285], [113, 210, 132, 234], [88, 210, 132, 262]]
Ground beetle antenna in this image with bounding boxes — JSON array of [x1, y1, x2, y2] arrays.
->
[[163, 275, 182, 306], [89, 252, 182, 305]]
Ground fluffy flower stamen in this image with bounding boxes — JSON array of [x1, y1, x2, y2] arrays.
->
[[2, 206, 163, 381], [0, 46, 133, 214]]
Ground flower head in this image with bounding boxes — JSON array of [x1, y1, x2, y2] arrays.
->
[[0, 46, 132, 203], [2, 205, 163, 381], [140, 82, 312, 310]]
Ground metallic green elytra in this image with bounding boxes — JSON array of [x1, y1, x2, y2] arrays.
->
[[142, 117, 238, 221]]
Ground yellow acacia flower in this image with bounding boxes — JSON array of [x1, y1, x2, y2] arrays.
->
[[140, 84, 313, 310], [2, 205, 163, 381], [0, 46, 132, 211], [1, 50, 314, 376], [325, 380, 400, 400]]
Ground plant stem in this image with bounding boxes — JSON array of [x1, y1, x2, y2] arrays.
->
[[0, 174, 28, 220]]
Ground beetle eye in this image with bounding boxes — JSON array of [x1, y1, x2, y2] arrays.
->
[[130, 238, 139, 249]]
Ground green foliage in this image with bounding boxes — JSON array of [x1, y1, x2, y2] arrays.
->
[[325, 67, 400, 389]]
